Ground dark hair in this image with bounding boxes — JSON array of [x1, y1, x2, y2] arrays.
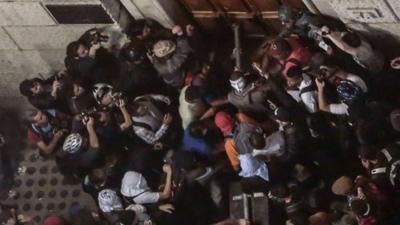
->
[[270, 183, 290, 199], [128, 102, 142, 117], [66, 41, 80, 57], [126, 19, 148, 38], [357, 145, 378, 160], [309, 52, 337, 74], [188, 120, 207, 138], [350, 199, 372, 217], [342, 32, 362, 48], [273, 38, 293, 55], [229, 71, 243, 81], [249, 132, 266, 149], [19, 79, 34, 97], [185, 86, 201, 102], [287, 65, 303, 78], [70, 208, 98, 225]]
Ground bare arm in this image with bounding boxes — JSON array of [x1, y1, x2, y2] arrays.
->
[[36, 130, 64, 155], [315, 79, 330, 112], [116, 99, 132, 131], [159, 164, 172, 200], [322, 28, 358, 55], [85, 117, 99, 148], [200, 106, 217, 120]]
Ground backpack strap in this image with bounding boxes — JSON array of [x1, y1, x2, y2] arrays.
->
[[371, 167, 387, 175], [299, 83, 316, 96], [381, 148, 393, 162]]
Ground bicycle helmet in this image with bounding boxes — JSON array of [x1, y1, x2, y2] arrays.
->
[[92, 83, 113, 104], [62, 133, 83, 154]]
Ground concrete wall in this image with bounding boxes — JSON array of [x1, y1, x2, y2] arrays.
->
[[0, 0, 121, 109], [309, 0, 400, 58]]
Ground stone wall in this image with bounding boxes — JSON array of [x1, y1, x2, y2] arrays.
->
[[309, 0, 400, 58], [0, 0, 127, 109]]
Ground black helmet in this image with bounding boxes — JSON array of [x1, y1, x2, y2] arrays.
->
[[278, 5, 298, 22], [119, 42, 146, 62], [336, 80, 363, 102]]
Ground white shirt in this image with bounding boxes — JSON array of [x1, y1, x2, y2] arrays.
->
[[133, 192, 160, 204]]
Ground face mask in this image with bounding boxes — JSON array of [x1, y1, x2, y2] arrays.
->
[[230, 77, 246, 92]]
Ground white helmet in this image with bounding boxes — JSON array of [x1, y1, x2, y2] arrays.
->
[[92, 83, 113, 104], [62, 133, 83, 154]]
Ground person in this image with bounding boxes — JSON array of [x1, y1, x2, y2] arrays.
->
[[19, 72, 69, 112], [149, 25, 194, 89], [120, 164, 172, 205], [314, 60, 368, 116], [130, 94, 173, 149], [214, 111, 260, 171], [27, 110, 69, 155], [179, 85, 217, 129], [319, 26, 385, 74], [56, 117, 105, 178], [265, 37, 312, 78], [68, 76, 96, 115], [285, 65, 319, 113]]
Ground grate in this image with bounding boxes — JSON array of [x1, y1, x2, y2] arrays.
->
[[45, 4, 114, 24]]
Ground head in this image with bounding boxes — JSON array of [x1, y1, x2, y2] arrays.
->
[[249, 132, 266, 150], [88, 167, 107, 186], [62, 133, 84, 154], [93, 83, 114, 106], [119, 42, 146, 64], [43, 216, 69, 225], [308, 212, 332, 225], [229, 71, 247, 92], [350, 199, 373, 218], [153, 40, 176, 59], [19, 78, 44, 97], [214, 111, 235, 136], [271, 38, 293, 60], [331, 176, 354, 196], [184, 86, 201, 103], [357, 145, 378, 169], [127, 19, 151, 39], [66, 41, 89, 59], [129, 102, 148, 117], [274, 107, 294, 125], [278, 5, 298, 29], [31, 110, 49, 125], [342, 32, 362, 48], [287, 64, 303, 87], [188, 120, 208, 138]]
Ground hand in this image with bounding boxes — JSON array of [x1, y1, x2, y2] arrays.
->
[[159, 204, 175, 214], [172, 25, 183, 36], [162, 164, 172, 174], [52, 79, 61, 91], [144, 220, 153, 225], [237, 219, 250, 225], [252, 62, 269, 79], [391, 56, 400, 70], [357, 187, 366, 200], [83, 116, 95, 127], [91, 42, 101, 50], [153, 142, 163, 150], [326, 46, 334, 55], [116, 99, 126, 108], [186, 24, 195, 36], [232, 48, 242, 58], [162, 113, 173, 125], [17, 214, 32, 223], [320, 26, 330, 36], [54, 130, 65, 139], [163, 96, 171, 105], [315, 78, 325, 90]]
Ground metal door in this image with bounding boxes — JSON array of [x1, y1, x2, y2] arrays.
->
[[178, 0, 304, 37]]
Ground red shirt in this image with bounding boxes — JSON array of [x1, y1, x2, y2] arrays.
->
[[267, 37, 312, 77]]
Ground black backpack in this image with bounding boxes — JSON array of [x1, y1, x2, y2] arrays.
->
[[371, 142, 400, 191]]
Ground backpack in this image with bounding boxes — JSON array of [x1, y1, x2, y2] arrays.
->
[[233, 123, 263, 155], [371, 142, 400, 191]]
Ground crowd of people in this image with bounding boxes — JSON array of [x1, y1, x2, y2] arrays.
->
[[6, 4, 400, 225]]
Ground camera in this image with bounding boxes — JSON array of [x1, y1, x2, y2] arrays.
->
[[91, 32, 109, 45]]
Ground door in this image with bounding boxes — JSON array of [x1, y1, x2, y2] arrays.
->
[[178, 0, 305, 38]]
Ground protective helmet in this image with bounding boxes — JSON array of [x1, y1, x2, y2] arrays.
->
[[62, 133, 83, 154], [92, 83, 113, 104], [336, 80, 363, 102], [153, 40, 176, 58], [119, 42, 146, 62], [278, 5, 298, 22]]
